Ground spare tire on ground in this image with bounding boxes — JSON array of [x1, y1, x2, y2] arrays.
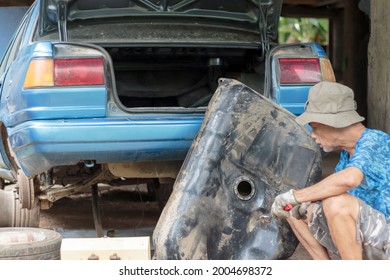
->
[[0, 227, 63, 260]]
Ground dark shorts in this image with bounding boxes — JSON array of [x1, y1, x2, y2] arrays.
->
[[308, 199, 390, 260]]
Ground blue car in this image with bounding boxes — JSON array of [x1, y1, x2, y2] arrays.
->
[[0, 0, 334, 228]]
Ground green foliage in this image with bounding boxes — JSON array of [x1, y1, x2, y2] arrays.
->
[[279, 17, 329, 44]]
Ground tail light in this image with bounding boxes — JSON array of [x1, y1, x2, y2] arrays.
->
[[24, 57, 105, 89], [24, 59, 54, 88], [278, 57, 335, 85]]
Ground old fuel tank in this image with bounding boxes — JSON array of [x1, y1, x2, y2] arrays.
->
[[153, 78, 322, 259]]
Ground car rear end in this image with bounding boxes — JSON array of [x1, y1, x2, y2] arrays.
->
[[0, 0, 334, 227], [6, 41, 203, 177], [1, 0, 285, 219]]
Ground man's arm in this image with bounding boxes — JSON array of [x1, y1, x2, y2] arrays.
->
[[293, 166, 364, 203]]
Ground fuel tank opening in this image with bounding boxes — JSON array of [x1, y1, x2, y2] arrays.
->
[[233, 176, 255, 201]]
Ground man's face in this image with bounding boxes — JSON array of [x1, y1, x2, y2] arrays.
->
[[309, 122, 337, 152]]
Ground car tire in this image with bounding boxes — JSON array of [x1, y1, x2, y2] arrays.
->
[[0, 227, 63, 260], [0, 187, 40, 227]]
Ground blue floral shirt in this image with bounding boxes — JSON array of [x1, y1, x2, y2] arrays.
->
[[334, 129, 390, 219]]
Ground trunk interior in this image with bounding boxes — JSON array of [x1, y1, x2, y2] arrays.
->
[[105, 46, 265, 109]]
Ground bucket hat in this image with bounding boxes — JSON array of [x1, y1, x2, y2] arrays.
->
[[295, 81, 365, 128]]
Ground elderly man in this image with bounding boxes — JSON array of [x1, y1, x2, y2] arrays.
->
[[271, 81, 390, 260]]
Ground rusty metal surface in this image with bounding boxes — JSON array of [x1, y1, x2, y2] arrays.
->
[[153, 78, 322, 260]]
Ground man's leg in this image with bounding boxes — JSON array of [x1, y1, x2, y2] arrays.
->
[[287, 204, 330, 260], [322, 194, 362, 259]]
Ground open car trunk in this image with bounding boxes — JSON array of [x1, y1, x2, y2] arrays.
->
[[106, 46, 265, 109], [37, 0, 284, 111]]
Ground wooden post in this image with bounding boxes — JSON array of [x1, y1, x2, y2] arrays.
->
[[343, 1, 370, 122], [368, 0, 390, 133]]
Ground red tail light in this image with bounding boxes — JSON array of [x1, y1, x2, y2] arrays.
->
[[24, 57, 105, 89], [54, 58, 105, 86], [278, 58, 321, 84]]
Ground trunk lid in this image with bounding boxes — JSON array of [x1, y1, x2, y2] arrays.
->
[[39, 0, 282, 44]]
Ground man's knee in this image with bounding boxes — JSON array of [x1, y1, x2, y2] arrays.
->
[[322, 194, 359, 219]]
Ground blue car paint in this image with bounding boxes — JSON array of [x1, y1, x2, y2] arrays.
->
[[8, 115, 203, 176], [6, 87, 107, 127], [310, 42, 327, 57], [277, 85, 311, 116], [1, 41, 108, 127]]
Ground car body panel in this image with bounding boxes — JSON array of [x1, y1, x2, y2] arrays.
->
[[1, 40, 111, 128], [277, 85, 312, 115], [153, 79, 322, 259], [7, 87, 107, 126], [8, 115, 203, 176]]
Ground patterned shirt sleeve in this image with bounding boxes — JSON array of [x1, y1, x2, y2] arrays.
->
[[347, 131, 388, 189], [335, 129, 390, 218]]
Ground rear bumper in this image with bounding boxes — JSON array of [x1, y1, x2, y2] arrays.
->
[[8, 116, 203, 176]]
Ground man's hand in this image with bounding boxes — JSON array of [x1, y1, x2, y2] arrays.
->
[[290, 202, 310, 220], [271, 189, 299, 219]]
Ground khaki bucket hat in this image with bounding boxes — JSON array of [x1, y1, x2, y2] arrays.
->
[[295, 81, 365, 128]]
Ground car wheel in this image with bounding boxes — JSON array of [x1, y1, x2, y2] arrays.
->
[[0, 187, 40, 227], [16, 170, 40, 210], [3, 131, 40, 211], [0, 227, 62, 260]]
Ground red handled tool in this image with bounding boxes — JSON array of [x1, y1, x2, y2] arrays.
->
[[283, 204, 293, 211]]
